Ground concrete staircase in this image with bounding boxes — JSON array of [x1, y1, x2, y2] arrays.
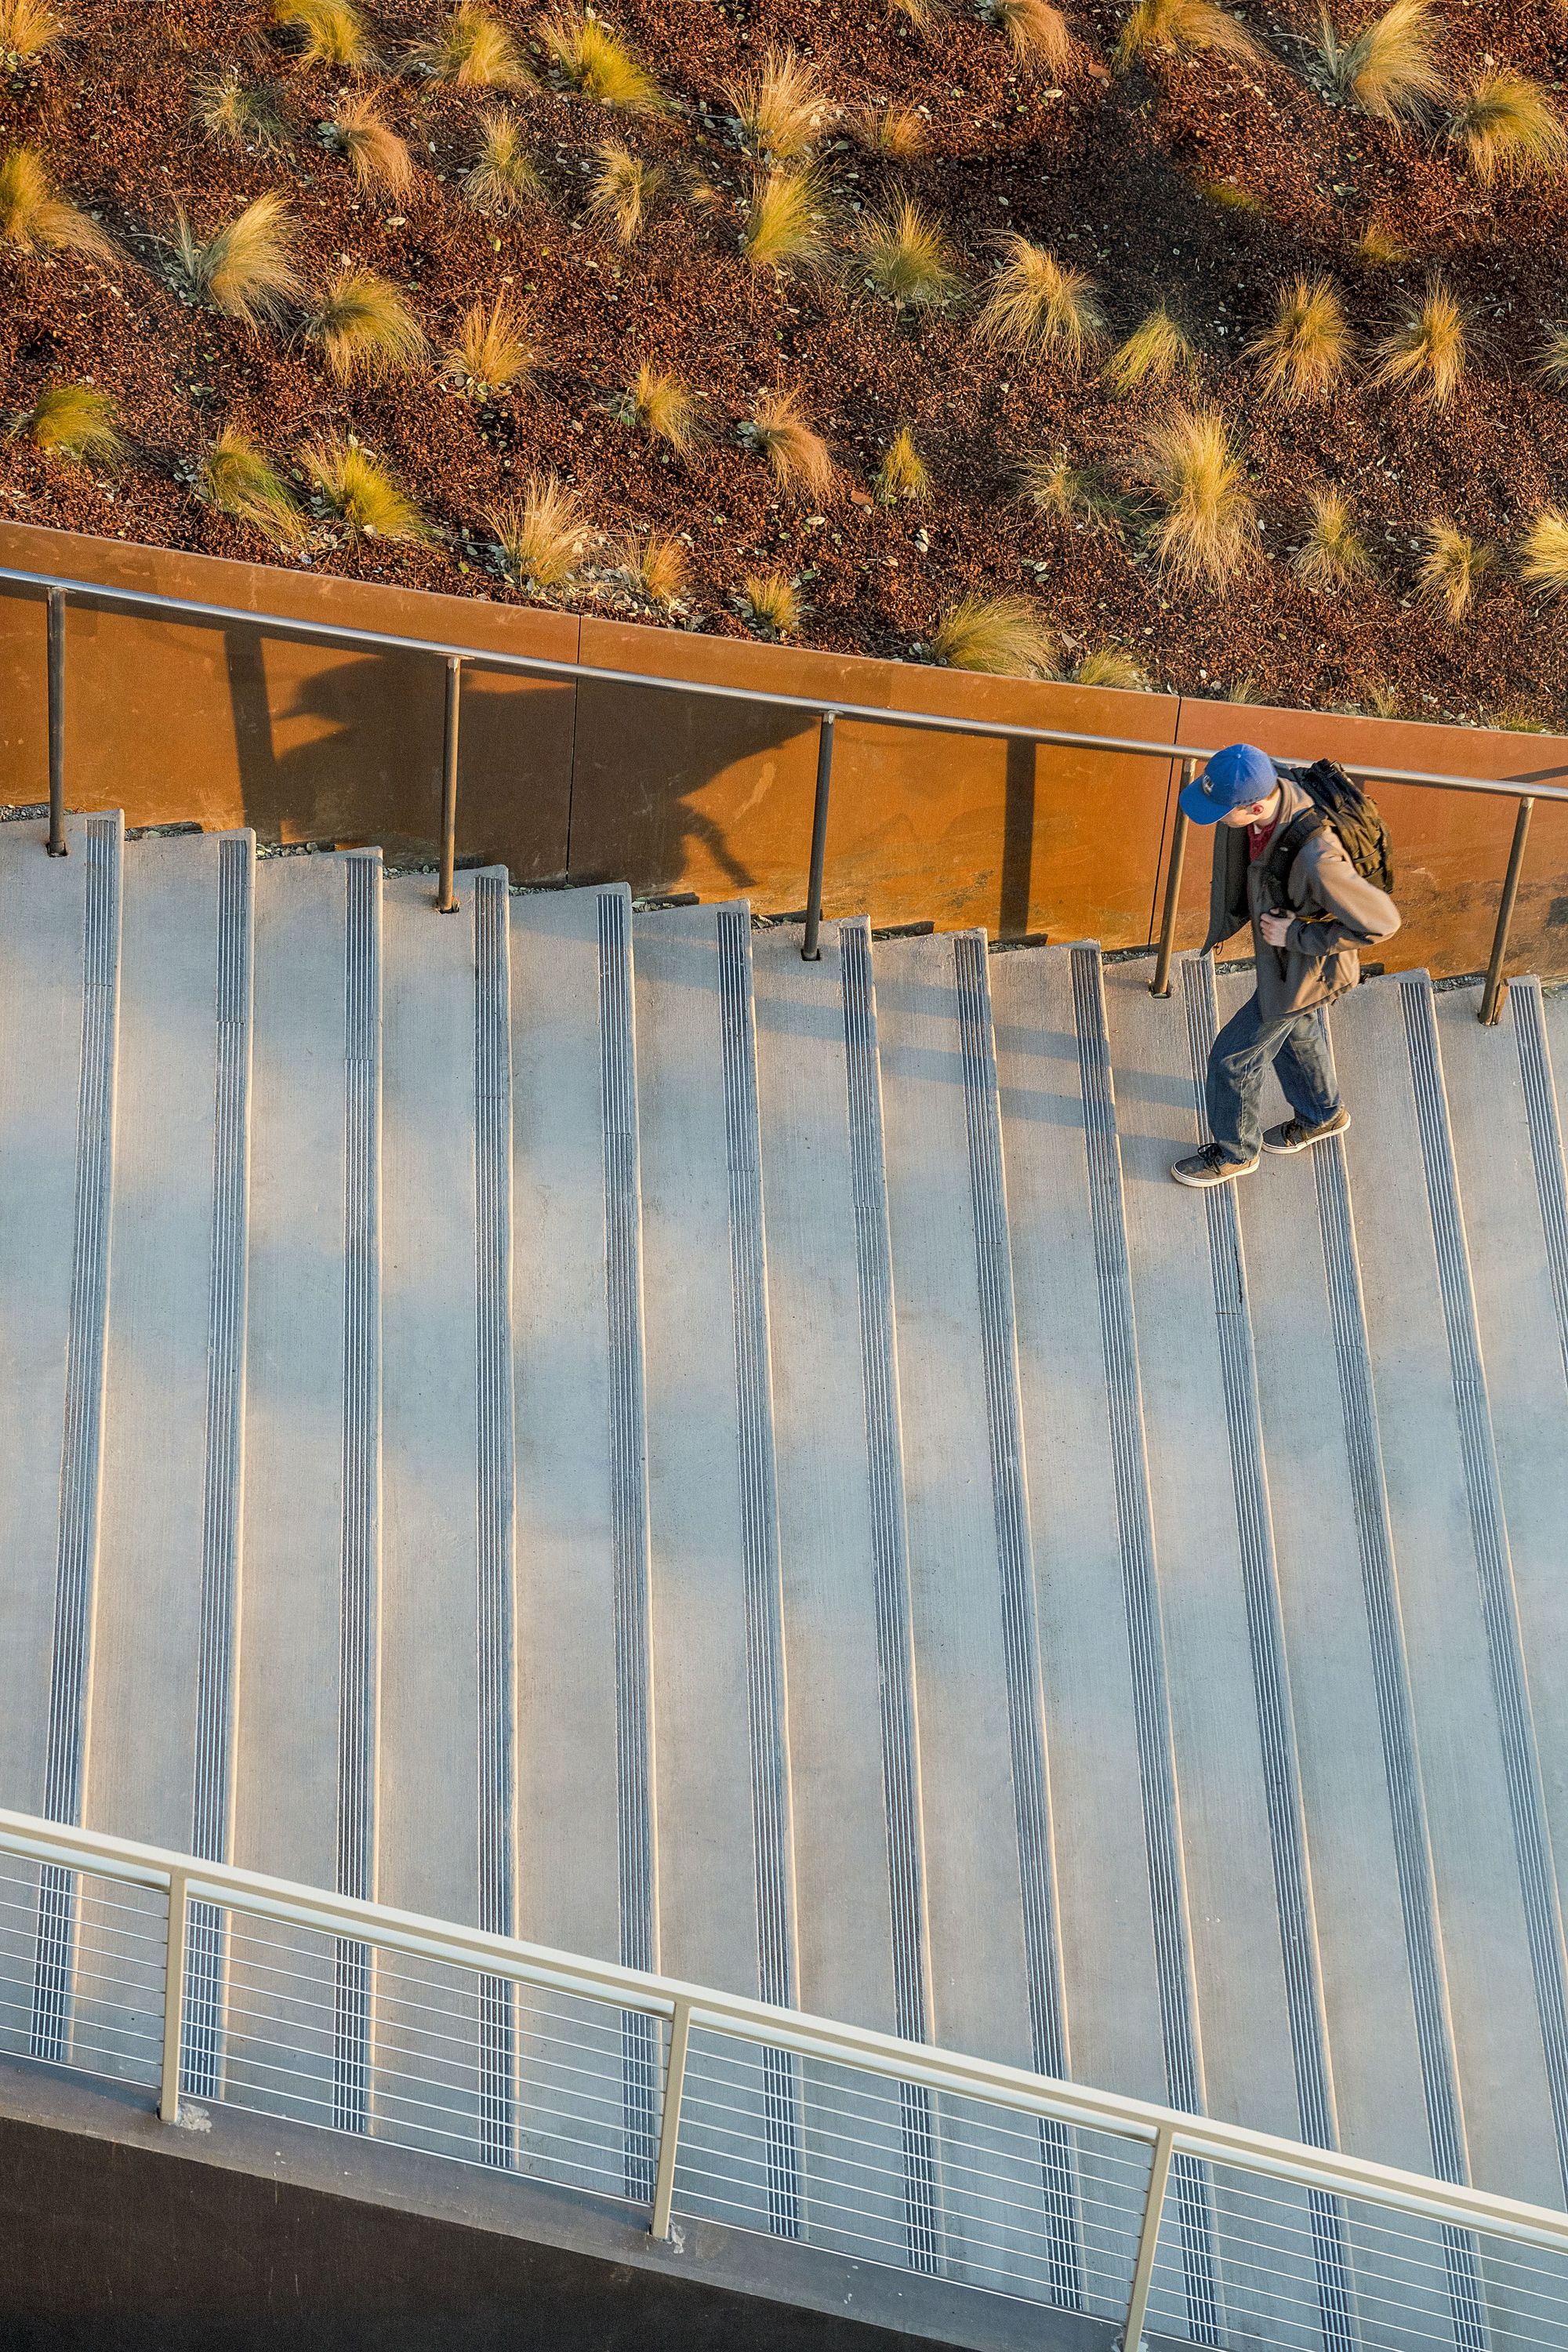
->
[[3, 810, 1568, 2223]]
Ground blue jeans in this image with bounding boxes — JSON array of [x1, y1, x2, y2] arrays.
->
[[1207, 993, 1341, 1163]]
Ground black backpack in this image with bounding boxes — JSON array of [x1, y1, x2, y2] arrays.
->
[[1264, 759, 1396, 902]]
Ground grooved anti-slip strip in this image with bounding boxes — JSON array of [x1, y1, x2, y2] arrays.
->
[[716, 903, 800, 2238], [1512, 981, 1568, 1403], [840, 918, 937, 2275], [33, 815, 122, 2070], [1402, 974, 1568, 2201], [597, 888, 659, 2203]]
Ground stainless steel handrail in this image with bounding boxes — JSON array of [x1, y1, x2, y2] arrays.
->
[[4, 562, 1563, 1018], [5, 1801, 1568, 2304]]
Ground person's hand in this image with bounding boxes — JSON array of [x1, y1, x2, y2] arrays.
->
[[1260, 910, 1292, 949]]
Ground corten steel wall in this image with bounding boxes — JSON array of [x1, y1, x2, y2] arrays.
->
[[3, 521, 1567, 975]]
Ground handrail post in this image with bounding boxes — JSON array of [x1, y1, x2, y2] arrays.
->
[[649, 1998, 693, 2240], [1117, 2122, 1176, 2352], [1480, 794, 1533, 1025], [801, 710, 836, 962], [1151, 760, 1196, 998], [438, 655, 462, 914], [46, 586, 67, 858], [159, 1869, 190, 2125]]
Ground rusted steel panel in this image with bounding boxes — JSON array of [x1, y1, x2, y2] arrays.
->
[[1165, 702, 1568, 983], [572, 616, 1183, 942], [0, 523, 579, 880]]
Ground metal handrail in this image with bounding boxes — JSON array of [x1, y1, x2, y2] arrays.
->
[[4, 1803, 1568, 2274], [4, 561, 1563, 1018]]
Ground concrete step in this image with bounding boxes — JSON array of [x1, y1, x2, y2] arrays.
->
[[1332, 971, 1568, 2207], [1221, 971, 1462, 2187], [0, 814, 122, 1837], [86, 831, 253, 1867], [989, 943, 1171, 2111]]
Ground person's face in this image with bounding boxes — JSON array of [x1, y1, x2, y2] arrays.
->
[[1219, 793, 1279, 830]]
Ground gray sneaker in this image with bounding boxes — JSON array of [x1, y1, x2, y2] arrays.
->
[[1171, 1143, 1261, 1189], [1262, 1108, 1350, 1155]]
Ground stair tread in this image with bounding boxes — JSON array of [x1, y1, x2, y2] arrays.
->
[[873, 929, 1054, 2075], [750, 920, 919, 2039], [1332, 971, 1566, 2206], [1100, 953, 1304, 2141], [87, 830, 250, 1862], [512, 884, 652, 1972], [989, 942, 1170, 2105]]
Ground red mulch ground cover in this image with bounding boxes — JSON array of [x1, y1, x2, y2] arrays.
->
[[2, 0, 1567, 721]]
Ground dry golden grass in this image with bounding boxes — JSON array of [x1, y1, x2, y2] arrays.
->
[[0, 146, 115, 263], [1293, 485, 1371, 593], [1447, 73, 1566, 183], [1518, 507, 1568, 598], [742, 572, 803, 637], [587, 142, 663, 242], [618, 530, 688, 604], [0, 0, 66, 63], [1374, 275, 1468, 406], [271, 0, 372, 70], [978, 0, 1074, 71], [620, 361, 699, 452], [857, 195, 964, 311], [1114, 0, 1265, 69], [1317, 0, 1445, 122], [170, 191, 302, 328], [1354, 221, 1406, 266], [445, 296, 539, 397], [9, 381, 122, 461], [1076, 645, 1150, 689], [742, 166, 831, 273], [322, 91, 415, 194], [1248, 275, 1351, 403], [929, 594, 1055, 677], [1536, 324, 1568, 387], [874, 426, 931, 503], [463, 107, 544, 212], [1018, 448, 1123, 527], [1361, 680, 1407, 719], [727, 47, 832, 157], [488, 474, 589, 587], [198, 427, 307, 546], [858, 103, 927, 155], [1417, 521, 1494, 620], [411, 2, 531, 88], [889, 0, 940, 23], [1103, 303, 1194, 391], [743, 387, 835, 498], [977, 236, 1105, 360], [1198, 177, 1265, 211], [538, 9, 661, 108], [304, 268, 426, 381], [194, 69, 292, 154], [1140, 405, 1257, 587], [299, 436, 428, 539]]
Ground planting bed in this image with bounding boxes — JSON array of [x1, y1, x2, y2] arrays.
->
[[2, 0, 1568, 721]]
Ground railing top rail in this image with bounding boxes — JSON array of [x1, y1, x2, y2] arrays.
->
[[5, 1804, 1567, 2256], [5, 562, 1567, 806]]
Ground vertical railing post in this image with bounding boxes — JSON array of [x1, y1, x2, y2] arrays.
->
[[438, 654, 462, 914], [1151, 758, 1195, 998], [800, 710, 836, 963], [46, 586, 67, 858], [159, 1870, 190, 2125], [1118, 2123, 1175, 2352], [1480, 794, 1533, 1025], [649, 1998, 693, 2240]]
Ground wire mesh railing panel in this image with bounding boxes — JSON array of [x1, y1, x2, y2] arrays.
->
[[670, 2033, 1152, 2316], [0, 1853, 165, 2090]]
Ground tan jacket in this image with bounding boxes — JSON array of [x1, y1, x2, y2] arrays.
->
[[1200, 773, 1402, 1019]]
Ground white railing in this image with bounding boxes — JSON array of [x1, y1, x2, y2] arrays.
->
[[2, 1805, 1566, 2351]]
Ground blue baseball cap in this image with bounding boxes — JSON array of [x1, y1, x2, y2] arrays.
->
[[1179, 742, 1278, 824]]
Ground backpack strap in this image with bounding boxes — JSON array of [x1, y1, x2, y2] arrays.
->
[[1261, 806, 1327, 901]]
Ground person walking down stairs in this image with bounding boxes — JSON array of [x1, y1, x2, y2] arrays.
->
[[1171, 742, 1402, 1190]]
